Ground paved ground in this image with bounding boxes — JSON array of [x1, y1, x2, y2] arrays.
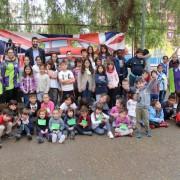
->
[[0, 122, 179, 180]]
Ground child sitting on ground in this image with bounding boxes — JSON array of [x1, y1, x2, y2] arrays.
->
[[48, 109, 66, 143], [64, 108, 77, 140], [0, 109, 13, 148], [76, 106, 92, 136], [114, 109, 133, 137], [41, 93, 55, 117], [36, 109, 49, 143], [15, 108, 33, 141], [149, 100, 168, 129], [8, 100, 19, 126], [91, 103, 114, 139]]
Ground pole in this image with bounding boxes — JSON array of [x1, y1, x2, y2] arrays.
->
[[141, 0, 146, 49]]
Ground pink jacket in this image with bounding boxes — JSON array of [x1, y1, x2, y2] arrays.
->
[[115, 115, 132, 128], [106, 69, 119, 88], [41, 101, 55, 116]]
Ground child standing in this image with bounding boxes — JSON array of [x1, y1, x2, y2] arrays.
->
[[20, 65, 37, 105], [48, 109, 66, 143], [36, 109, 49, 143], [58, 61, 75, 101], [36, 64, 50, 102], [95, 65, 108, 100], [0, 110, 13, 148], [15, 108, 33, 141], [41, 93, 55, 117], [64, 108, 77, 140], [150, 70, 159, 102], [127, 92, 137, 128], [91, 103, 114, 138], [157, 64, 168, 104], [135, 77, 153, 138], [76, 106, 92, 136], [32, 56, 42, 78], [106, 61, 119, 107], [149, 101, 168, 129], [114, 109, 133, 137]]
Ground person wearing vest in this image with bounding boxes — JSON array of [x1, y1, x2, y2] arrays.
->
[[127, 49, 146, 87], [2, 48, 20, 103]]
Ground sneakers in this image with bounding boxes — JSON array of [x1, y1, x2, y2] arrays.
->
[[37, 137, 44, 144], [59, 135, 66, 144], [150, 124, 155, 129], [27, 134, 32, 140], [160, 121, 169, 128], [15, 134, 21, 141], [107, 131, 114, 139], [136, 131, 142, 139], [146, 130, 152, 137], [69, 131, 75, 140]]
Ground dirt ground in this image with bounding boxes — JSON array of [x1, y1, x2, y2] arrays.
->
[[0, 121, 179, 180]]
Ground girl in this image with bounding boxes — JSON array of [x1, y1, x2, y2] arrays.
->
[[157, 64, 167, 104], [150, 70, 160, 102], [114, 109, 133, 137], [87, 45, 96, 70], [149, 101, 168, 129], [64, 108, 77, 140], [36, 64, 50, 102], [127, 92, 137, 128], [98, 44, 110, 65], [95, 57, 102, 67], [59, 95, 77, 116], [77, 59, 95, 102], [95, 65, 108, 100], [41, 93, 55, 117], [106, 61, 119, 107], [91, 103, 114, 139], [48, 109, 66, 143], [36, 109, 49, 143], [76, 106, 92, 136], [142, 70, 151, 85], [20, 65, 37, 105], [46, 61, 59, 105], [32, 56, 42, 78], [110, 97, 125, 120]]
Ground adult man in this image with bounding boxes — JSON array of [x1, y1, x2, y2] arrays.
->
[[25, 37, 45, 66]]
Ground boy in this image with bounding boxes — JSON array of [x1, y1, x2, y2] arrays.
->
[[0, 109, 13, 148], [162, 94, 176, 120], [58, 61, 75, 101], [135, 77, 153, 138]]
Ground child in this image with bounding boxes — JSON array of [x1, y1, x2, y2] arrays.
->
[[41, 93, 55, 117], [162, 94, 176, 120], [91, 103, 114, 138], [127, 92, 137, 128], [0, 109, 13, 148], [95, 65, 108, 100], [15, 108, 33, 141], [36, 109, 49, 143], [76, 106, 92, 136], [98, 44, 111, 65], [36, 64, 50, 102], [114, 109, 133, 137], [157, 64, 168, 104], [8, 100, 19, 126], [26, 93, 41, 119], [142, 70, 151, 85], [150, 70, 159, 102], [110, 97, 125, 120], [77, 59, 95, 102], [59, 95, 77, 116], [58, 60, 75, 101], [20, 65, 37, 105], [48, 109, 66, 143], [149, 101, 168, 129], [64, 108, 77, 140], [32, 56, 42, 78], [46, 61, 59, 105], [135, 77, 153, 138], [87, 45, 96, 70], [106, 60, 119, 107]]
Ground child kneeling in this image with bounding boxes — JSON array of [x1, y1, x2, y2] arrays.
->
[[149, 100, 168, 129], [114, 109, 133, 137], [48, 109, 66, 143], [91, 103, 114, 139]]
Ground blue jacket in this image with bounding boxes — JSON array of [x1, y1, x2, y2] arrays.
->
[[149, 106, 164, 123], [95, 73, 108, 95]]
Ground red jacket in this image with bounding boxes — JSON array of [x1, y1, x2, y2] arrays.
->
[[78, 115, 91, 127], [0, 115, 12, 125]]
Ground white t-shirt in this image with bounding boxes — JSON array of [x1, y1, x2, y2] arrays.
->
[[59, 102, 77, 112], [127, 99, 137, 117], [32, 64, 40, 78], [58, 70, 74, 91]]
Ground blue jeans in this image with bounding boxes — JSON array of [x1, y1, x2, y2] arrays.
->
[[23, 94, 29, 106], [93, 120, 112, 135], [150, 94, 159, 102], [159, 90, 166, 104]]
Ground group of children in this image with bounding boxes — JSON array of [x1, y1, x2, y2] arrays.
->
[[0, 45, 179, 148]]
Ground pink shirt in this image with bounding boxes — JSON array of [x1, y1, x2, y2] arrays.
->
[[41, 101, 55, 116], [110, 106, 122, 118]]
